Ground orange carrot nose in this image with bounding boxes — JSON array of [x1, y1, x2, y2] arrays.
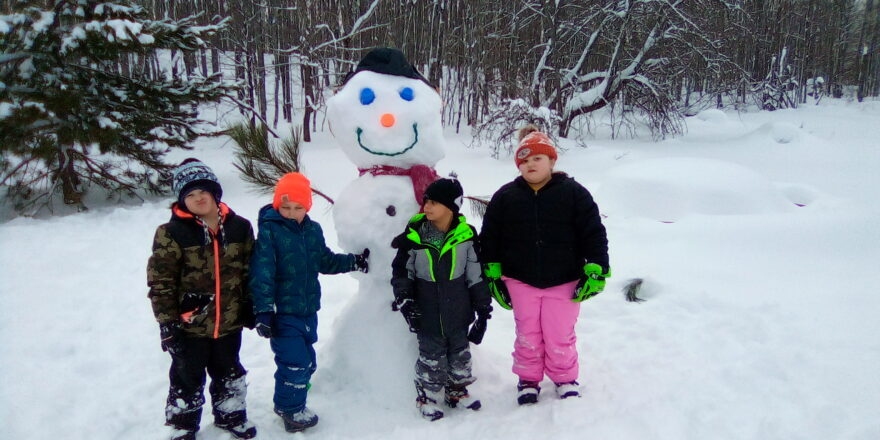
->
[[380, 113, 396, 127]]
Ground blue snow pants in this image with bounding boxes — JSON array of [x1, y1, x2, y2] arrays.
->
[[270, 313, 318, 413]]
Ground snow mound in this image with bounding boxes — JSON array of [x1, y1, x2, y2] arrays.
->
[[598, 158, 794, 222], [746, 121, 802, 144], [777, 182, 822, 207], [694, 109, 728, 123]]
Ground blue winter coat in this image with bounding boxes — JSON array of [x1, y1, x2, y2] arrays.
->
[[249, 204, 355, 316]]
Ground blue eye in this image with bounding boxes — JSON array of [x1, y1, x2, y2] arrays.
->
[[399, 87, 414, 101], [359, 88, 375, 105]]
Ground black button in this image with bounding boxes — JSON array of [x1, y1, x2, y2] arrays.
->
[[386, 205, 396, 216]]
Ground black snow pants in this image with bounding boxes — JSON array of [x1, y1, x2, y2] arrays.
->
[[166, 331, 248, 431]]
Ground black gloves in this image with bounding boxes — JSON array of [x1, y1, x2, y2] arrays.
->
[[159, 321, 185, 355], [255, 312, 274, 338], [354, 248, 370, 273], [179, 292, 213, 323], [391, 295, 421, 333], [467, 304, 493, 344]]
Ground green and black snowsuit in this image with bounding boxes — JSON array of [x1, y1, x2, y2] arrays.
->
[[391, 213, 490, 394]]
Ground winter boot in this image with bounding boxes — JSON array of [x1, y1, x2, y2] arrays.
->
[[214, 406, 256, 439], [555, 381, 581, 399], [516, 380, 541, 406], [165, 405, 201, 440], [215, 420, 257, 439], [167, 427, 197, 440], [445, 383, 481, 410], [416, 386, 445, 421], [274, 407, 319, 433]]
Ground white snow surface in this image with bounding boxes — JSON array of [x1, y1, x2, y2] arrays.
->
[[1, 100, 879, 440]]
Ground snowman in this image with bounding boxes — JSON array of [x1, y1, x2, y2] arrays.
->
[[320, 48, 445, 409]]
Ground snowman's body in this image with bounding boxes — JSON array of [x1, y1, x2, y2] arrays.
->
[[321, 69, 445, 403]]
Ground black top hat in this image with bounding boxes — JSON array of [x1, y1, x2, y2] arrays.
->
[[343, 47, 433, 88]]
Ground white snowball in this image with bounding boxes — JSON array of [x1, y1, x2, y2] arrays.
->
[[332, 175, 420, 256], [770, 122, 800, 144]]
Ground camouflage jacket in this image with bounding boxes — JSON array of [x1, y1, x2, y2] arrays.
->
[[249, 204, 356, 316], [147, 203, 255, 338]]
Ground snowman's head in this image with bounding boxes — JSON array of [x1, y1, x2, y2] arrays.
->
[[326, 48, 445, 169]]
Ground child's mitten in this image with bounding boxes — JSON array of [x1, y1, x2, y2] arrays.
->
[[254, 312, 274, 338], [392, 296, 421, 333], [573, 263, 611, 302], [179, 292, 213, 323], [484, 263, 512, 310], [354, 248, 370, 273], [159, 321, 185, 355], [467, 304, 492, 344]]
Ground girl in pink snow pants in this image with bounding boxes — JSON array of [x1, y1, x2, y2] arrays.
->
[[479, 125, 609, 405]]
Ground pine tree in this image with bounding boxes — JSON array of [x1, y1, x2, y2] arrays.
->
[[0, 0, 237, 214]]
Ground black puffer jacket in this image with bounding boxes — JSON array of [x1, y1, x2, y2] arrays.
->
[[480, 173, 608, 288]]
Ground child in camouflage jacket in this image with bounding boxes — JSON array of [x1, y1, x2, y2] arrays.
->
[[147, 159, 257, 440]]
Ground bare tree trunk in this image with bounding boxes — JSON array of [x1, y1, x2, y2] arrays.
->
[[301, 64, 315, 142]]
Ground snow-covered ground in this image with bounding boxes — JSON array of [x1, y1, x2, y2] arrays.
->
[[1, 99, 879, 439]]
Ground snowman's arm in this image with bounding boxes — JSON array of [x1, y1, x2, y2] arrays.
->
[[249, 224, 278, 314]]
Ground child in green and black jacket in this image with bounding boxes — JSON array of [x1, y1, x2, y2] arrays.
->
[[390, 178, 492, 421]]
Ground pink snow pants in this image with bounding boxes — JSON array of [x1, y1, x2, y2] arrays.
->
[[505, 277, 581, 384]]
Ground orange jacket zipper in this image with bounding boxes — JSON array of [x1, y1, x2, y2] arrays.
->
[[211, 229, 221, 339]]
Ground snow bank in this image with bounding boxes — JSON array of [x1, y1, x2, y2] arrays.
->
[[598, 157, 795, 222]]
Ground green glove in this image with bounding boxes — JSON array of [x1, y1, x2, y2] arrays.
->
[[484, 262, 502, 280], [484, 263, 512, 310], [573, 263, 611, 302]]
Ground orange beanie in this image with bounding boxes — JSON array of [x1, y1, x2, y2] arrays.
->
[[273, 172, 313, 211], [514, 125, 557, 167]]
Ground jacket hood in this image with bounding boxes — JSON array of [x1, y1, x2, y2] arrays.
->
[[403, 213, 473, 250], [171, 201, 232, 222]]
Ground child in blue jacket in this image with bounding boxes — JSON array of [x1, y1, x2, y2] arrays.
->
[[249, 172, 369, 432]]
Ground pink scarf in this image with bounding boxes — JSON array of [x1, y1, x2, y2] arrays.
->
[[358, 165, 440, 206]]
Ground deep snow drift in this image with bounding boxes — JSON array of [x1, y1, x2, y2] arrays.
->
[[1, 99, 879, 440]]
